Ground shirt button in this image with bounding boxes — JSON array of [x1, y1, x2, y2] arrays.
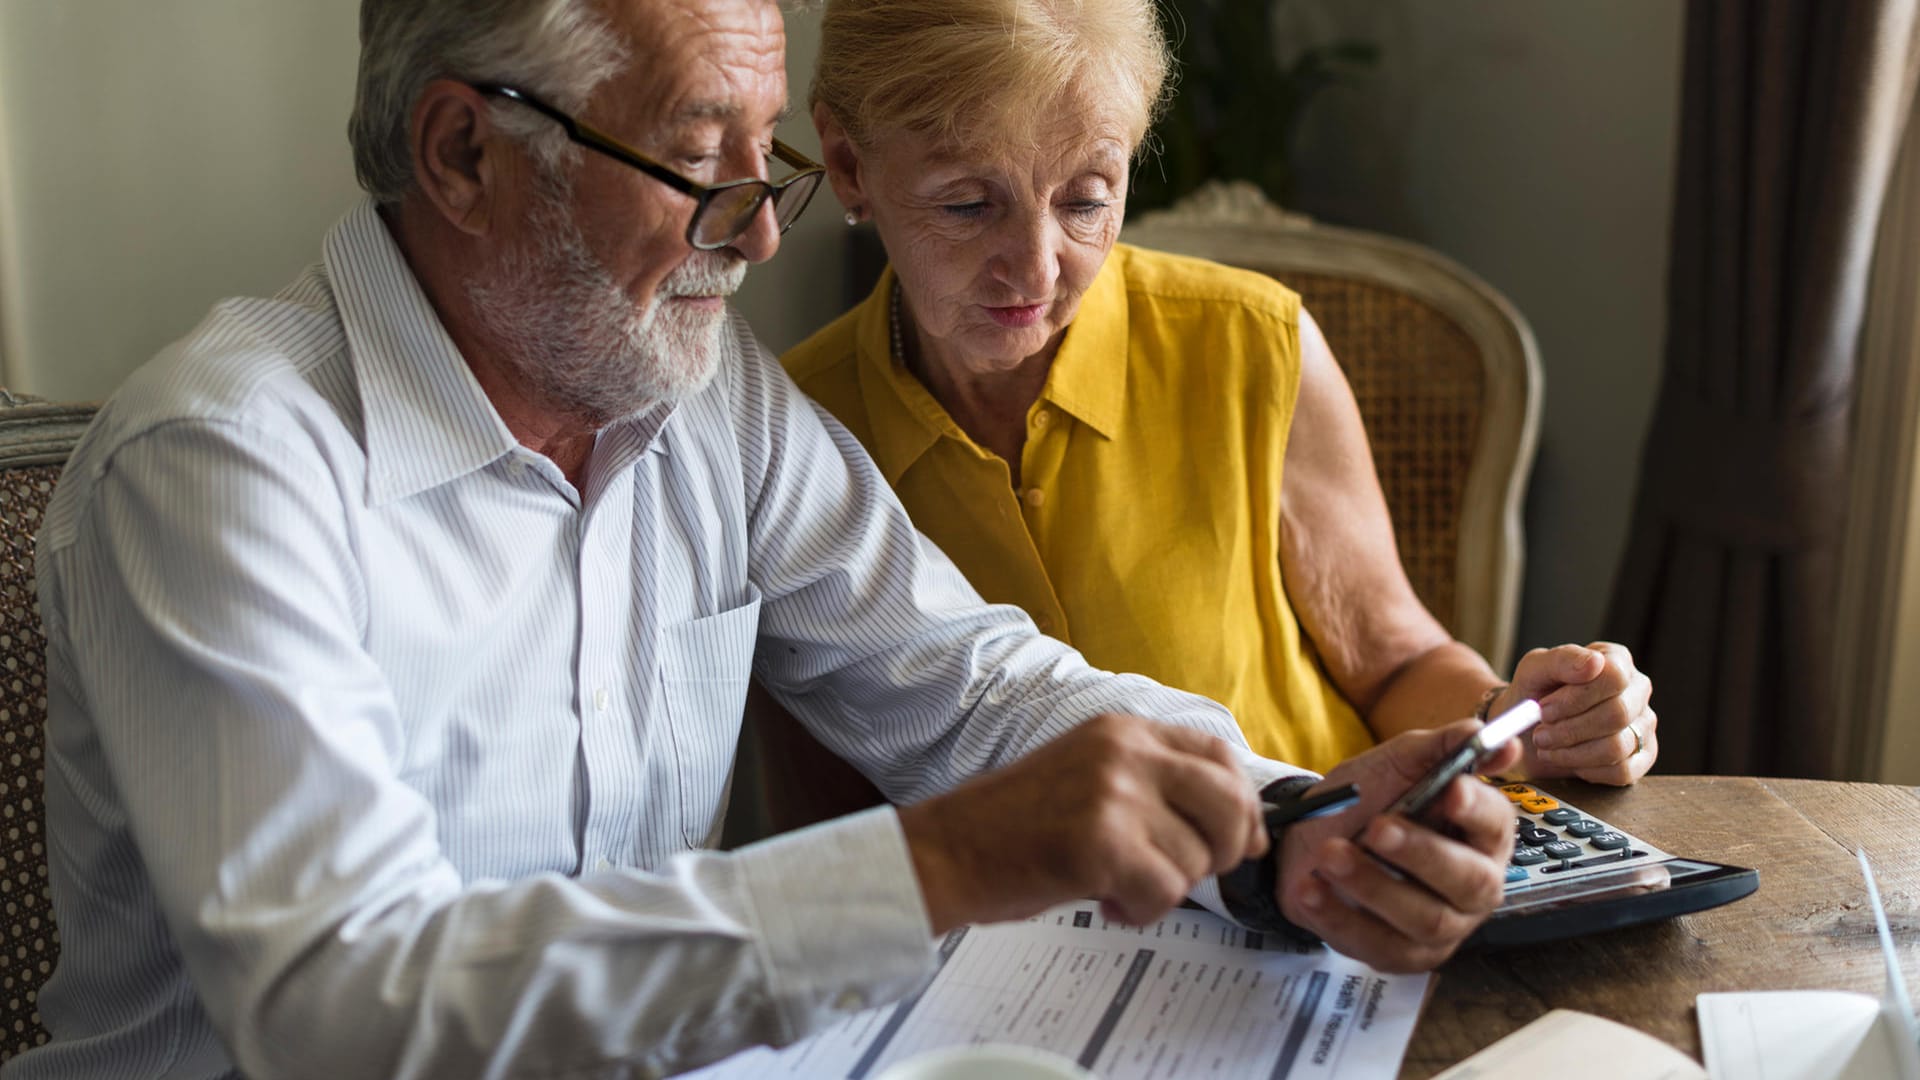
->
[[1022, 487, 1046, 508], [594, 856, 612, 872], [593, 687, 610, 712], [1030, 408, 1051, 429], [834, 989, 867, 1012]]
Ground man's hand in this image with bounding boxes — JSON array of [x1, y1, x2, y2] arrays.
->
[[1277, 720, 1519, 972], [1505, 642, 1655, 785], [897, 713, 1267, 935]]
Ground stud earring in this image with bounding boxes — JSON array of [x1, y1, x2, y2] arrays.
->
[[844, 209, 861, 226]]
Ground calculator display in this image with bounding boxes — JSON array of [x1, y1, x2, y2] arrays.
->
[[1493, 863, 1673, 917]]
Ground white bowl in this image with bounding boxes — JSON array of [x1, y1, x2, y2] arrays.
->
[[872, 1043, 1095, 1080]]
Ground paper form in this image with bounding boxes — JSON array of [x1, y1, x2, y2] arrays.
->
[[687, 904, 1430, 1079]]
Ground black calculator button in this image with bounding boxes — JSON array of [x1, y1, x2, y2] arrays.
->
[[1519, 826, 1555, 847], [1562, 819, 1604, 838], [1542, 840, 1582, 859], [1589, 831, 1630, 850], [1542, 808, 1583, 826], [1511, 845, 1548, 866]]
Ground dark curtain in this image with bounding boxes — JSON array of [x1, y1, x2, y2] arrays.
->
[[1605, 0, 1920, 777]]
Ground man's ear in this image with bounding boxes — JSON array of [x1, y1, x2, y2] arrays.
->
[[409, 80, 509, 236], [813, 102, 870, 218]]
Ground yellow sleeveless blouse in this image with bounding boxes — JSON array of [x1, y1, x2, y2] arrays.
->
[[782, 243, 1375, 772]]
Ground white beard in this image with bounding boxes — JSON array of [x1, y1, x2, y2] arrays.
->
[[465, 187, 747, 425]]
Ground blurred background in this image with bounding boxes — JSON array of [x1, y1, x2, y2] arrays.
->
[[2, 1, 1915, 781], [0, 0, 1677, 654]]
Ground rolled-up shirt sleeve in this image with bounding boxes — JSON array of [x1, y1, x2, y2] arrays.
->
[[42, 417, 937, 1079]]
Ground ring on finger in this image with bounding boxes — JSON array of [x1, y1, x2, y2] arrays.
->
[[1628, 723, 1645, 757]]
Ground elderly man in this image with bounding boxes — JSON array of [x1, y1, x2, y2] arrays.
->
[[8, 0, 1520, 1076]]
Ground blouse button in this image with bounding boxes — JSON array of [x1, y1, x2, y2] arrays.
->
[[1030, 408, 1051, 429], [1022, 487, 1046, 508]]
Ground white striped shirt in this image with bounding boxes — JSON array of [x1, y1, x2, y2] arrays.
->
[[10, 199, 1294, 1080]]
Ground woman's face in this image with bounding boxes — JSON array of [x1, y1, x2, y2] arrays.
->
[[837, 102, 1132, 377]]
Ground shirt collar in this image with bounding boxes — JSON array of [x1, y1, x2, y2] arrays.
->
[[1037, 249, 1128, 440], [851, 254, 1133, 485], [852, 266, 958, 485], [326, 198, 521, 506]]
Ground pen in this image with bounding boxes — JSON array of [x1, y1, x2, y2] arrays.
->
[[1262, 782, 1361, 830]]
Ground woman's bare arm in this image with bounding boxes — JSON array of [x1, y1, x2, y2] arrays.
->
[[1279, 309, 1654, 782]]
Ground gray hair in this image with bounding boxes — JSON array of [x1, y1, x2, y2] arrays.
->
[[349, 0, 631, 204]]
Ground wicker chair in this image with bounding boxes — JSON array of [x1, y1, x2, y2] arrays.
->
[[1122, 182, 1543, 670], [0, 392, 94, 1058]]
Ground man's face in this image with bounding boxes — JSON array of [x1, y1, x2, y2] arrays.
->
[[468, 0, 790, 424]]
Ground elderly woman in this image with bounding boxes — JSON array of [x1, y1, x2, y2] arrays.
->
[[780, 0, 1657, 783]]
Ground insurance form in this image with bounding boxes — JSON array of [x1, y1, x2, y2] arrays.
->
[[689, 904, 1431, 1079]]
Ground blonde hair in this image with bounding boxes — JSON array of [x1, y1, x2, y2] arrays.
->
[[812, 0, 1172, 155]]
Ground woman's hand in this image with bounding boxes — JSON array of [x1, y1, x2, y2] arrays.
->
[[1501, 642, 1655, 785]]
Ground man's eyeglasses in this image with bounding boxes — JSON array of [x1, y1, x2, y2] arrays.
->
[[470, 82, 826, 251]]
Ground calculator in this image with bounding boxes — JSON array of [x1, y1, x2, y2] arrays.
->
[[1466, 778, 1758, 948]]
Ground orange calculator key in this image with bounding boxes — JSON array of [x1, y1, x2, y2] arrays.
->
[[1498, 783, 1535, 802], [1519, 794, 1560, 814]]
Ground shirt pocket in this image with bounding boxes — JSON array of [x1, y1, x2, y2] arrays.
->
[[659, 586, 762, 848]]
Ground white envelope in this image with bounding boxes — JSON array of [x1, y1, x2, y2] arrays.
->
[[1696, 851, 1920, 1080]]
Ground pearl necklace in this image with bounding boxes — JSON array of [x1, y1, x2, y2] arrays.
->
[[888, 281, 906, 367]]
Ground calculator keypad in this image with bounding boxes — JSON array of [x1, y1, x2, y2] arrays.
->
[[1486, 779, 1668, 892]]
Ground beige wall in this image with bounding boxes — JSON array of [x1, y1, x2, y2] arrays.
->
[[0, 2, 362, 401], [0, 2, 836, 402], [0, 1, 1682, 657], [1285, 1, 1685, 653]]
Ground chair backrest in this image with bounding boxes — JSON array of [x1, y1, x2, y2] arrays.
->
[[1122, 183, 1542, 670], [0, 392, 95, 1057]]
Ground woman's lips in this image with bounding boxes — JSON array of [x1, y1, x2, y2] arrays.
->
[[984, 303, 1047, 329]]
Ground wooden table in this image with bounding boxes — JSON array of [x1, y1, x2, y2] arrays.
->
[[1401, 775, 1920, 1078]]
